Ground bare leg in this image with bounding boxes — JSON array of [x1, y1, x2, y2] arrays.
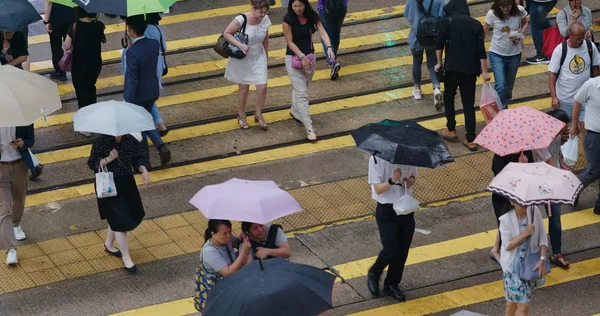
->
[[254, 84, 268, 128], [515, 303, 530, 316], [505, 302, 518, 316], [238, 84, 250, 117], [115, 231, 134, 268], [105, 226, 118, 252], [491, 232, 501, 262]]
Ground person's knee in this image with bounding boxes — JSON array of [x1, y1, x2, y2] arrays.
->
[[238, 85, 250, 93], [516, 303, 530, 314], [256, 84, 267, 93]]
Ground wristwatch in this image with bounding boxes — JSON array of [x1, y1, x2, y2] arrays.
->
[[43, 21, 50, 25], [388, 178, 395, 185]]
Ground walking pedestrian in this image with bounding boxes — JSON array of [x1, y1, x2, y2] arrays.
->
[[366, 156, 417, 302], [525, 0, 558, 64], [484, 0, 529, 109], [549, 22, 600, 133], [241, 222, 291, 260], [87, 134, 151, 273], [0, 124, 34, 265], [43, 0, 76, 81], [434, 0, 490, 151], [223, 0, 272, 130], [500, 201, 548, 316], [556, 0, 593, 40], [0, 30, 29, 69], [571, 75, 600, 215], [63, 7, 106, 115], [405, 0, 445, 109], [123, 15, 171, 167], [282, 0, 336, 141], [317, 0, 345, 80]]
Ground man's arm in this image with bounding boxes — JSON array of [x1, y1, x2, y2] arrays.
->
[[123, 49, 139, 103]]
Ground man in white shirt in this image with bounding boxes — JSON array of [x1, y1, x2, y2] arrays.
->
[[366, 156, 417, 302], [571, 75, 600, 215], [0, 126, 31, 265]]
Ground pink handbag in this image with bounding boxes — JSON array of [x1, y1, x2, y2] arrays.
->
[[59, 22, 76, 72], [292, 53, 315, 69]]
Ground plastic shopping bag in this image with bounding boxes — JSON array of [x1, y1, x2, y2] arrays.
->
[[480, 83, 502, 123], [96, 164, 117, 199], [393, 184, 420, 215], [561, 135, 578, 166]]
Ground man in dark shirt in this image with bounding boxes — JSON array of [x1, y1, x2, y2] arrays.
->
[[43, 0, 77, 81], [0, 31, 29, 69], [434, 0, 490, 151]]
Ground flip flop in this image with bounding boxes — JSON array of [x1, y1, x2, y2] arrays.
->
[[551, 254, 570, 269]]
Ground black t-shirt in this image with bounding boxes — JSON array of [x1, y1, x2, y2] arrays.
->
[[0, 31, 29, 69], [49, 3, 77, 24], [283, 14, 315, 56], [67, 20, 106, 71]]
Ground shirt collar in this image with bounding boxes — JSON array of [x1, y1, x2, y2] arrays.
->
[[132, 36, 145, 44]]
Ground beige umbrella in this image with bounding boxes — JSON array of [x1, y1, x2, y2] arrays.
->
[[0, 65, 62, 127]]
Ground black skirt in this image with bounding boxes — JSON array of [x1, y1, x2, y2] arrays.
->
[[96, 174, 145, 232]]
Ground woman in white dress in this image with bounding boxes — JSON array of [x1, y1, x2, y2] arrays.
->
[[223, 0, 272, 130]]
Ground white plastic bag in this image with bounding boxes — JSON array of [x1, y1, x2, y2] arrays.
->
[[480, 83, 503, 122], [393, 184, 420, 215], [96, 164, 117, 198], [561, 135, 578, 166], [28, 149, 40, 167]]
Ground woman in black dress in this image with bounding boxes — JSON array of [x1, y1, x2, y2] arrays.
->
[[88, 135, 151, 273]]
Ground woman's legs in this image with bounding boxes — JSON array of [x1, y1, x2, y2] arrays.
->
[[505, 302, 518, 316], [286, 56, 315, 139], [254, 84, 269, 128], [105, 226, 118, 252], [411, 49, 424, 91], [503, 53, 521, 108], [115, 231, 134, 268], [237, 84, 250, 129], [515, 303, 530, 316], [425, 49, 440, 89], [489, 52, 508, 108], [150, 103, 167, 132]]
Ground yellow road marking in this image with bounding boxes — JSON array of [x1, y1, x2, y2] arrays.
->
[[351, 256, 600, 315], [35, 63, 548, 165], [110, 297, 197, 316]]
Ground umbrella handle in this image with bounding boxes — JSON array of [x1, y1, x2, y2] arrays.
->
[[548, 201, 552, 217], [258, 258, 264, 270]]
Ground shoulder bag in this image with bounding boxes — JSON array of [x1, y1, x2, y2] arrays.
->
[[517, 206, 551, 281], [59, 22, 77, 72], [193, 244, 232, 312], [154, 25, 168, 77], [227, 14, 249, 59]]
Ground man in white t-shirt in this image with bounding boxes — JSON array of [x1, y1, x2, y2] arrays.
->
[[366, 156, 417, 302], [549, 22, 600, 127]]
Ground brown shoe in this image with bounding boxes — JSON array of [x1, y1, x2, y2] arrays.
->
[[463, 140, 478, 151], [440, 129, 458, 141]]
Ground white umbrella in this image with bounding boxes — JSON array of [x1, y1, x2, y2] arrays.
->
[[73, 100, 155, 136], [0, 65, 61, 127]]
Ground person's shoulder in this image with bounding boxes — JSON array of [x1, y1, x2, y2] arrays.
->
[[499, 209, 515, 223]]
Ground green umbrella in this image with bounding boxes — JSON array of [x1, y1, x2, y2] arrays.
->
[[72, 0, 177, 17], [49, 0, 78, 8]]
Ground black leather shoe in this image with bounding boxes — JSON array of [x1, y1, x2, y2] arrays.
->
[[124, 265, 137, 274], [594, 207, 600, 215], [383, 285, 406, 302], [159, 128, 169, 137], [104, 245, 122, 258], [367, 271, 380, 297], [158, 144, 171, 167], [29, 164, 43, 181]]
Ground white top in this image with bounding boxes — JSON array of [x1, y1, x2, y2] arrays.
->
[[368, 156, 418, 204], [548, 41, 600, 101], [574, 76, 600, 133], [224, 14, 271, 85], [499, 206, 549, 272], [0, 127, 22, 162], [485, 6, 528, 57]]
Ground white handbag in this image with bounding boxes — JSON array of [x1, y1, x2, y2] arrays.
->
[[393, 182, 420, 215], [95, 164, 117, 199], [560, 135, 578, 166]]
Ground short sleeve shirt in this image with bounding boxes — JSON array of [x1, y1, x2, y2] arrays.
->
[[201, 238, 238, 274], [0, 32, 29, 68], [574, 76, 600, 133], [485, 6, 528, 57], [283, 14, 314, 55], [548, 41, 600, 102], [368, 156, 418, 204], [248, 225, 287, 257]]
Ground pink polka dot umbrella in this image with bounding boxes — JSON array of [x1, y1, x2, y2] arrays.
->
[[474, 106, 566, 156]]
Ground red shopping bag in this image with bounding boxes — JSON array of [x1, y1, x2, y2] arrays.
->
[[542, 11, 567, 58], [480, 83, 501, 123]]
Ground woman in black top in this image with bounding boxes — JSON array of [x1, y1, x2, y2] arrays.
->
[[64, 7, 106, 113], [282, 0, 335, 142], [88, 135, 151, 273]]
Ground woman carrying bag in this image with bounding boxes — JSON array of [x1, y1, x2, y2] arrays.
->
[[87, 134, 151, 274]]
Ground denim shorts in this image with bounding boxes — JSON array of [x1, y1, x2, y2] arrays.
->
[[560, 99, 585, 122]]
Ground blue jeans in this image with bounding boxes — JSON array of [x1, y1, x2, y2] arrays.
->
[[530, 0, 558, 55], [411, 48, 440, 89], [488, 52, 521, 109], [544, 203, 563, 254], [319, 8, 347, 65], [560, 99, 586, 122], [579, 131, 600, 212], [150, 103, 163, 125]]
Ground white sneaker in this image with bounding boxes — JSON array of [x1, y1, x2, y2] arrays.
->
[[433, 88, 443, 110], [306, 129, 317, 141], [13, 226, 26, 241], [164, 8, 170, 14], [6, 248, 17, 265], [412, 88, 423, 100]]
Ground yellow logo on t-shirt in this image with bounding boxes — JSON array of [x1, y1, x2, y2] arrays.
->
[[569, 54, 586, 75]]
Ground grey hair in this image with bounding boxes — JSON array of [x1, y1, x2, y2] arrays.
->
[[567, 21, 585, 37]]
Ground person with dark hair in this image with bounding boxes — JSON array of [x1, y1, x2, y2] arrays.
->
[[241, 222, 291, 259], [223, 0, 272, 130], [525, 0, 558, 64], [484, 0, 529, 109], [63, 7, 106, 127], [201, 219, 252, 275], [405, 0, 445, 109], [317, 0, 346, 80], [0, 31, 29, 69], [123, 15, 171, 167], [43, 0, 77, 81], [282, 0, 336, 141]]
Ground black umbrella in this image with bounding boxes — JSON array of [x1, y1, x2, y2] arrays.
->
[[204, 258, 336, 316], [0, 0, 42, 32], [351, 119, 455, 168]]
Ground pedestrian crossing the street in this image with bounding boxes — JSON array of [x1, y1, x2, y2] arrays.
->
[[1, 0, 600, 314]]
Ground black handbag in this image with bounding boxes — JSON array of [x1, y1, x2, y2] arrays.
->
[[227, 14, 249, 60], [214, 34, 229, 58], [154, 25, 168, 77], [435, 17, 452, 83]]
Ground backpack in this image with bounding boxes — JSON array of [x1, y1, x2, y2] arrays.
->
[[249, 224, 282, 260], [324, 0, 346, 22], [416, 0, 440, 48], [557, 40, 595, 79]]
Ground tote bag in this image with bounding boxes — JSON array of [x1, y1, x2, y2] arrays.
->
[[95, 164, 117, 199], [542, 11, 567, 59]]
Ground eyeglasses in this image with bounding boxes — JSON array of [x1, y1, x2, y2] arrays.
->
[[500, 4, 512, 8]]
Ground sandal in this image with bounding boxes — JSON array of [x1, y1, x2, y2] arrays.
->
[[489, 251, 500, 265], [237, 115, 249, 129], [255, 114, 269, 130], [551, 254, 570, 269]]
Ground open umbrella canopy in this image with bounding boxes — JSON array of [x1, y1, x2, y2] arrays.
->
[[189, 178, 302, 224], [474, 106, 566, 157], [73, 100, 155, 136], [0, 65, 61, 127], [48, 0, 77, 8], [487, 162, 582, 206], [204, 258, 336, 316], [0, 0, 42, 32], [72, 0, 176, 17], [351, 119, 455, 168]]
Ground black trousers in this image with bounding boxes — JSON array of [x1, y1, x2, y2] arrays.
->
[[49, 22, 71, 76], [443, 71, 477, 143], [72, 68, 101, 109], [369, 203, 415, 286]]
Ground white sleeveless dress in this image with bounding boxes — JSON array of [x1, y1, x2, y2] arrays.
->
[[224, 15, 271, 85]]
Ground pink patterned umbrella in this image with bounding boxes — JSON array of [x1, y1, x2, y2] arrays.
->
[[474, 106, 566, 156]]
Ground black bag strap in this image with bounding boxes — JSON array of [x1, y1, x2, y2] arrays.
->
[[426, 0, 434, 16], [266, 224, 282, 248], [557, 40, 568, 79], [239, 14, 248, 34], [586, 39, 594, 77], [225, 245, 234, 263], [154, 25, 166, 57]]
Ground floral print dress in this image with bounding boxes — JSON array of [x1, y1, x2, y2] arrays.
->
[[503, 218, 546, 303]]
